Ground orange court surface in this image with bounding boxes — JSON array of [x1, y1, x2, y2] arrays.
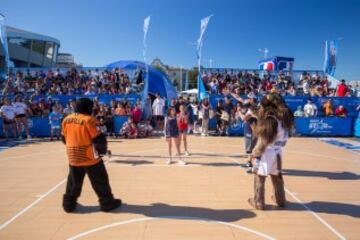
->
[[0, 136, 359, 240]]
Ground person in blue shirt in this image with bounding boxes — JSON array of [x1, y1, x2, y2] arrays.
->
[[49, 106, 63, 140]]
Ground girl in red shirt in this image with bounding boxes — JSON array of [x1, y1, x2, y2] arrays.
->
[[177, 104, 190, 156]]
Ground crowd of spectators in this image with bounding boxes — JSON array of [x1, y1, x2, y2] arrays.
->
[[1, 68, 144, 97], [0, 95, 148, 139], [0, 67, 359, 139], [201, 70, 355, 97]]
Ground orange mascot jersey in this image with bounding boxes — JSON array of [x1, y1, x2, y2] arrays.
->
[[62, 113, 101, 167]]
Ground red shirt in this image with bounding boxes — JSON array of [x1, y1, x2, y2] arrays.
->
[[177, 113, 188, 131], [131, 108, 142, 124], [336, 84, 348, 97], [335, 108, 347, 117]]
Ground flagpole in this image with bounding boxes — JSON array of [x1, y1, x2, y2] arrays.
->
[[142, 16, 151, 110]]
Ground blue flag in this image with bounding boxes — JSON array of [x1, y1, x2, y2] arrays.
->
[[198, 74, 208, 101], [196, 15, 213, 102], [0, 15, 10, 75], [324, 40, 338, 76]]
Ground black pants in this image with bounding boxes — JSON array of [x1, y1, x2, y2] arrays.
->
[[63, 160, 115, 206], [245, 136, 258, 154]]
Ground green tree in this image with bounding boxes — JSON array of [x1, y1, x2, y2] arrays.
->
[[153, 65, 167, 75], [187, 68, 198, 89]]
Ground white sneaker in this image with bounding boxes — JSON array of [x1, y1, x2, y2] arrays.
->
[[201, 133, 206, 136], [167, 158, 172, 165], [184, 151, 190, 156], [178, 159, 186, 165]]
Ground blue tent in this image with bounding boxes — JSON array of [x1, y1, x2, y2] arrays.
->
[[105, 60, 177, 100]]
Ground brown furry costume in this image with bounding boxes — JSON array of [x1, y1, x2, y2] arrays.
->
[[248, 94, 293, 210]]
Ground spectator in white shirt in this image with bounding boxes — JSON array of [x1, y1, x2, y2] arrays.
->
[[303, 99, 318, 117], [152, 93, 165, 130], [13, 95, 31, 139], [0, 98, 17, 139], [302, 78, 310, 95]]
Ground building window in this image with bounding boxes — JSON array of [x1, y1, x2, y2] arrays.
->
[[32, 40, 45, 54], [45, 42, 54, 59], [53, 44, 58, 63], [8, 38, 31, 49]]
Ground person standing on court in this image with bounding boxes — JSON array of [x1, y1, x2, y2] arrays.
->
[[61, 98, 121, 213], [152, 93, 165, 130], [164, 107, 186, 165]]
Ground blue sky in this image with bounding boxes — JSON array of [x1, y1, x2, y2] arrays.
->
[[2, 0, 360, 80]]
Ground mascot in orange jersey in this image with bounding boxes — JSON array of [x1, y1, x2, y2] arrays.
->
[[61, 98, 121, 212]]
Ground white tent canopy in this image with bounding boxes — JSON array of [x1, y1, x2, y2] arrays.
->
[[180, 89, 198, 94]]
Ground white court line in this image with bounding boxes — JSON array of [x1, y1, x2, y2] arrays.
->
[[226, 155, 347, 240], [67, 216, 275, 240], [0, 150, 65, 161], [0, 178, 67, 231], [0, 148, 159, 231], [284, 189, 346, 240]]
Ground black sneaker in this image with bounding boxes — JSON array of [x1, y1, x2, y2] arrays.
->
[[100, 199, 122, 212], [245, 161, 252, 168], [107, 150, 112, 159]]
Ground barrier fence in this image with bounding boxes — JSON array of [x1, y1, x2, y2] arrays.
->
[[0, 93, 359, 137], [355, 117, 360, 137], [0, 115, 358, 137], [209, 94, 360, 117], [0, 116, 129, 138]]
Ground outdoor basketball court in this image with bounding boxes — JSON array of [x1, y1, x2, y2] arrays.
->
[[0, 136, 359, 239]]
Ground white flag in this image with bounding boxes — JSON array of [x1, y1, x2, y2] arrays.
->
[[143, 16, 151, 46], [197, 15, 213, 57]]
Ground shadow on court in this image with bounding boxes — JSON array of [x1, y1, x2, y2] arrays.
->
[[76, 203, 256, 222], [111, 159, 154, 165], [75, 201, 360, 219], [109, 159, 246, 167], [0, 138, 50, 152], [111, 152, 247, 159], [280, 201, 360, 218], [283, 169, 360, 180]]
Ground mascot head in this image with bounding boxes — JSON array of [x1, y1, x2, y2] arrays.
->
[[75, 98, 93, 115]]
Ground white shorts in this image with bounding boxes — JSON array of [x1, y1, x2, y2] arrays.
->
[[257, 147, 281, 176], [51, 126, 60, 130]]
